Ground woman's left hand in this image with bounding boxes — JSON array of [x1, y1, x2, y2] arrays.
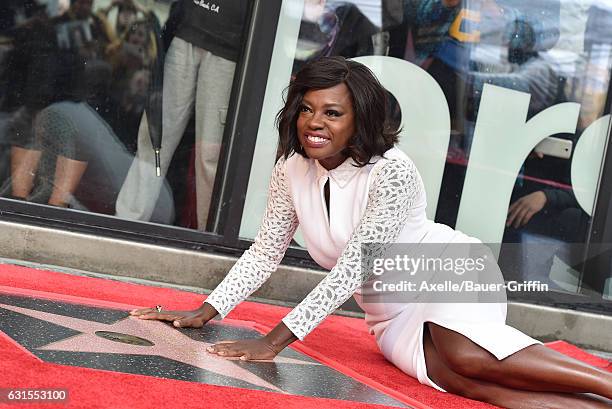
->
[[206, 338, 280, 361]]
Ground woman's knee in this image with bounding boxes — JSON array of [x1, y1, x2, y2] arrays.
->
[[427, 322, 498, 379], [425, 349, 487, 400], [424, 324, 486, 400], [444, 348, 493, 379]]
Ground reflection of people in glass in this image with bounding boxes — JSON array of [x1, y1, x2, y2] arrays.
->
[[2, 0, 115, 203], [53, 0, 114, 59], [24, 101, 118, 209], [572, 3, 612, 131], [505, 3, 612, 243], [467, 18, 561, 112], [108, 19, 156, 80], [293, 0, 379, 72], [107, 68, 150, 155], [2, 54, 174, 216], [395, 0, 462, 67], [506, 180, 589, 245], [5, 97, 171, 218], [28, 97, 173, 218], [106, 18, 157, 154], [392, 0, 562, 152], [99, 0, 149, 38], [131, 57, 612, 408], [476, 3, 612, 292], [2, 61, 112, 208], [115, 0, 248, 229], [0, 1, 45, 36]]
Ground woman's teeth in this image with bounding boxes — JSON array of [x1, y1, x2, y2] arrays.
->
[[308, 135, 328, 143]]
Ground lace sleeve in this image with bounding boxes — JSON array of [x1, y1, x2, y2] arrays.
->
[[281, 159, 421, 340], [205, 157, 299, 317]]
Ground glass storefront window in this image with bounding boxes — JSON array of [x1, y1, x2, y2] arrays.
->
[[1, 0, 611, 307], [242, 0, 612, 304], [0, 0, 250, 231]]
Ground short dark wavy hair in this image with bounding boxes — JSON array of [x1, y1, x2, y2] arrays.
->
[[276, 56, 400, 167]]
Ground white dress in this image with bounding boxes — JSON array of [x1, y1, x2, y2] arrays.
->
[[205, 147, 541, 392]]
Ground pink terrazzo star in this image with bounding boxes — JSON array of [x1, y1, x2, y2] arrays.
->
[[0, 303, 320, 392]]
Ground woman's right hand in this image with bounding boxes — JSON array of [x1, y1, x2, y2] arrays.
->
[[506, 191, 548, 228], [129, 303, 217, 328]]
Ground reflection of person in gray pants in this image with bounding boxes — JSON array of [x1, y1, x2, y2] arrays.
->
[[1, 100, 175, 219], [115, 1, 247, 229]]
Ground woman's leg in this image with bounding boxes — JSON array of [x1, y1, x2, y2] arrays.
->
[[427, 322, 612, 399], [47, 155, 88, 207], [423, 324, 611, 409], [10, 146, 42, 198]]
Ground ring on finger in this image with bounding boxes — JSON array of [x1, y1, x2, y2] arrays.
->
[[155, 305, 163, 313]]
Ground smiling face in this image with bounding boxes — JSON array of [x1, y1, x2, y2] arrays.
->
[[296, 83, 356, 170]]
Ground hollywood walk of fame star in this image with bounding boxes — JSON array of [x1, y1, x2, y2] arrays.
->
[[0, 293, 410, 407], [0, 303, 319, 393]]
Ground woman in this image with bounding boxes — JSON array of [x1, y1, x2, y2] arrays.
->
[[130, 57, 612, 408]]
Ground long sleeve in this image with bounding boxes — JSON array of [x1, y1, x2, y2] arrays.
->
[[204, 157, 299, 317], [281, 158, 422, 340], [542, 188, 578, 211]]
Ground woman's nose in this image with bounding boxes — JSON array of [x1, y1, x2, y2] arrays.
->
[[307, 112, 324, 129]]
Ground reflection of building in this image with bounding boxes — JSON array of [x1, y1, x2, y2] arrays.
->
[[0, 0, 611, 352]]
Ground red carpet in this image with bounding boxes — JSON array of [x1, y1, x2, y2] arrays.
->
[[0, 264, 610, 409]]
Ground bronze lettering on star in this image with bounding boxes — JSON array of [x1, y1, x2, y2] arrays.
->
[[95, 331, 155, 346]]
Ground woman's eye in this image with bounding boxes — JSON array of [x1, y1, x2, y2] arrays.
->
[[326, 110, 340, 117], [299, 105, 311, 113]]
